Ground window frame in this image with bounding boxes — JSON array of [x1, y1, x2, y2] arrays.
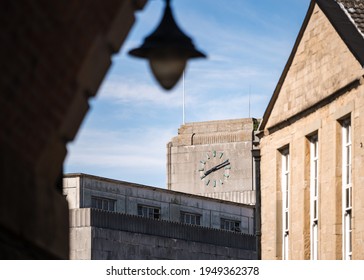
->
[[220, 218, 241, 232], [91, 196, 116, 212], [342, 118, 352, 260], [180, 212, 201, 226], [309, 134, 319, 260], [137, 204, 161, 220], [281, 148, 290, 260]]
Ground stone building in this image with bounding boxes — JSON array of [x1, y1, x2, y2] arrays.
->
[[63, 173, 257, 260], [167, 118, 258, 205], [258, 0, 364, 259], [0, 0, 146, 259]]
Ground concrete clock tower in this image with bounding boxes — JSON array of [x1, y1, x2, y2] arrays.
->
[[167, 118, 257, 205]]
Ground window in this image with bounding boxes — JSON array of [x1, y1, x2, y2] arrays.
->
[[91, 196, 116, 212], [221, 218, 241, 232], [310, 135, 319, 260], [137, 205, 161, 220], [342, 119, 352, 260], [281, 149, 290, 260], [180, 212, 201, 225]]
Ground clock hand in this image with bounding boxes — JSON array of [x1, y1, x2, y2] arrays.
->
[[204, 159, 230, 176], [213, 159, 230, 171]]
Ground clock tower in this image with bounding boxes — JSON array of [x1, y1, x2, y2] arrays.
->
[[167, 118, 257, 205]]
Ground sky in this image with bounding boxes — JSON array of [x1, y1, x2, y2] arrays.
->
[[64, 0, 310, 188]]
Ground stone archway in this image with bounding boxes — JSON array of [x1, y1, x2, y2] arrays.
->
[[0, 0, 146, 259]]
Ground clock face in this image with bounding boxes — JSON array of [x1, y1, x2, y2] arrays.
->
[[198, 150, 231, 187]]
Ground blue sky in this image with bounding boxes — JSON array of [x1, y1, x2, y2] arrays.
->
[[64, 0, 310, 187]]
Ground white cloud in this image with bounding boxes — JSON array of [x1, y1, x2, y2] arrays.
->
[[185, 91, 268, 122], [97, 76, 183, 107], [64, 126, 177, 187], [65, 127, 174, 169]]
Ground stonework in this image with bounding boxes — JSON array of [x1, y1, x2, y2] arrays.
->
[[265, 5, 362, 130], [259, 2, 364, 260], [0, 0, 145, 259], [167, 119, 257, 205]]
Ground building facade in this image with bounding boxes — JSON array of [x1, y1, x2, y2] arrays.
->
[[167, 118, 258, 204], [259, 0, 364, 259], [63, 173, 256, 259]]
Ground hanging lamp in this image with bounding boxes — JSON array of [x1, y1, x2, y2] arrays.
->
[[128, 0, 206, 90]]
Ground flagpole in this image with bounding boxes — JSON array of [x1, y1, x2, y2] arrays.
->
[[182, 71, 185, 125], [249, 85, 251, 118]]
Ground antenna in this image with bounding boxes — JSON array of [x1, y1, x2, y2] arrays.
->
[[182, 71, 185, 125], [249, 85, 251, 118]]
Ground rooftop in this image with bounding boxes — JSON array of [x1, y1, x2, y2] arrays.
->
[[64, 173, 255, 208], [338, 0, 364, 36]]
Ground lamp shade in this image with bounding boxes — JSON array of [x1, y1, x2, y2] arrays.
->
[[129, 0, 206, 90]]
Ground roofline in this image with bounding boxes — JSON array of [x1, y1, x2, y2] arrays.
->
[[183, 118, 256, 127], [259, 0, 364, 133], [63, 173, 255, 208], [64, 172, 161, 189], [259, 1, 316, 131], [316, 0, 364, 67]]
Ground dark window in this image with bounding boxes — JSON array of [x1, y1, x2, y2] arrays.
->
[[137, 205, 161, 220], [180, 212, 201, 225], [221, 218, 241, 232], [91, 196, 116, 212]]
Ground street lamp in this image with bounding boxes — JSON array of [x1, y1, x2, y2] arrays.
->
[[128, 0, 206, 90]]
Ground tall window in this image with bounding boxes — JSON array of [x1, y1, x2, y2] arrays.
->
[[137, 205, 161, 220], [342, 119, 352, 260], [281, 149, 290, 260], [181, 212, 201, 225], [91, 196, 116, 212], [310, 135, 319, 260]]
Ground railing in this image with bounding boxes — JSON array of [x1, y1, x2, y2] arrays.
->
[[192, 132, 246, 145], [200, 190, 256, 205], [70, 208, 256, 251]]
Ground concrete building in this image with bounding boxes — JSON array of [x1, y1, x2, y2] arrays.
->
[[63, 173, 257, 260], [258, 0, 364, 259], [167, 118, 258, 205]]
